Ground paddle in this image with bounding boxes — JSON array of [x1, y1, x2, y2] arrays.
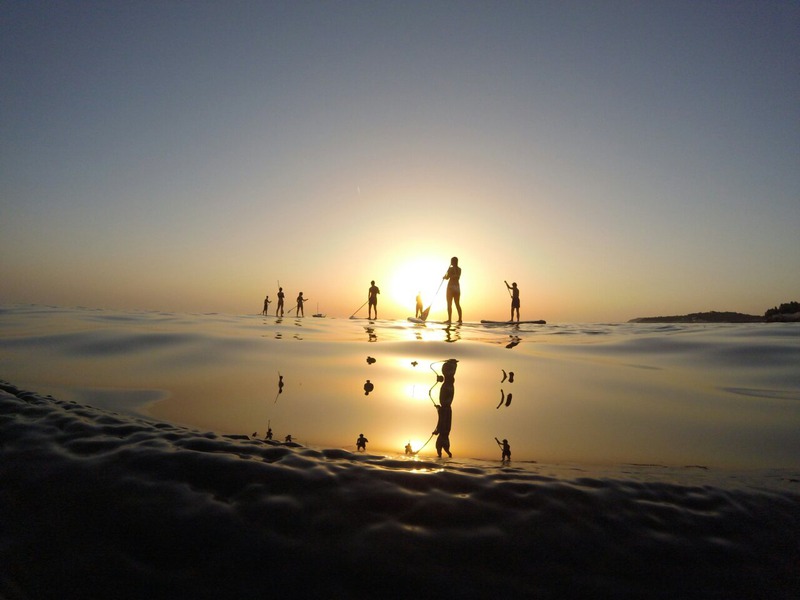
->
[[286, 297, 309, 316], [349, 299, 369, 319], [412, 433, 434, 455], [419, 278, 445, 321]]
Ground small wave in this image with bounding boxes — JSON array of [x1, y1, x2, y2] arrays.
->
[[1, 384, 798, 599]]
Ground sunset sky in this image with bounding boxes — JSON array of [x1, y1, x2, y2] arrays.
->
[[2, 2, 798, 322]]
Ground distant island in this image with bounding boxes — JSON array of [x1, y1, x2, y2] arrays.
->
[[629, 301, 800, 323]]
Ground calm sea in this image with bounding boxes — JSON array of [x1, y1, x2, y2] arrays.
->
[[2, 304, 798, 469], [1, 305, 799, 598]]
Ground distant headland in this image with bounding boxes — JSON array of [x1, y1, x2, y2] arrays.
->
[[629, 301, 800, 323]]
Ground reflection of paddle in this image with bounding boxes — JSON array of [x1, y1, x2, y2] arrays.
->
[[419, 278, 445, 321], [349, 299, 368, 319], [412, 433, 434, 455]]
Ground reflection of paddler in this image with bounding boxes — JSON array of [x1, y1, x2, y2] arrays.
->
[[495, 437, 511, 461], [274, 373, 284, 404], [433, 359, 457, 458]]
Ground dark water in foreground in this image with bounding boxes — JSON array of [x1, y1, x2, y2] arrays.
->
[[1, 383, 798, 599]]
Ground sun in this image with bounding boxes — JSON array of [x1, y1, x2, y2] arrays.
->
[[386, 257, 449, 316]]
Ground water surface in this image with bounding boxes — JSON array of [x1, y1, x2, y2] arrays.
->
[[2, 306, 799, 598], [2, 305, 798, 469]]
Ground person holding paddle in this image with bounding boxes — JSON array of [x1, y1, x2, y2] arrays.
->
[[505, 281, 520, 322], [295, 291, 308, 317], [495, 437, 511, 462], [276, 287, 285, 317], [367, 280, 380, 320], [444, 256, 462, 324]]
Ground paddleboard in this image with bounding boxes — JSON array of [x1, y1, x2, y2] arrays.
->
[[480, 319, 546, 325]]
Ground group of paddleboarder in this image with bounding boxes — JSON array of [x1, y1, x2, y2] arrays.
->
[[259, 256, 521, 462], [262, 287, 309, 317], [262, 256, 525, 323]]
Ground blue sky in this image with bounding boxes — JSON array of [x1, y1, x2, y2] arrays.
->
[[2, 1, 798, 321]]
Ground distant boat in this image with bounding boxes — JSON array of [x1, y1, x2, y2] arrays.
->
[[313, 303, 326, 318]]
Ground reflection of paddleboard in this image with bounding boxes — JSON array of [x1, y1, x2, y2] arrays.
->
[[408, 318, 462, 325], [480, 319, 546, 325]]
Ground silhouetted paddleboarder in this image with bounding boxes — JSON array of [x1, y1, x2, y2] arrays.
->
[[262, 295, 271, 315], [505, 280, 520, 322], [276, 287, 285, 317], [296, 292, 308, 317], [356, 433, 369, 451], [444, 257, 462, 323], [265, 427, 273, 440], [495, 437, 511, 461], [433, 359, 458, 457], [368, 280, 380, 319], [405, 441, 413, 455]]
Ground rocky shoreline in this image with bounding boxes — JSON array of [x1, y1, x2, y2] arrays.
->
[[629, 311, 800, 324]]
